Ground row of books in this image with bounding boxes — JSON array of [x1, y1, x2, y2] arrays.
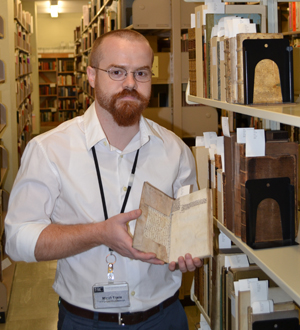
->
[[17, 97, 33, 138], [75, 56, 88, 73], [57, 75, 75, 86], [14, 0, 33, 33], [16, 76, 32, 108], [39, 86, 56, 96], [82, 79, 94, 99], [40, 110, 78, 123], [40, 98, 57, 109], [82, 0, 117, 29], [18, 127, 32, 165], [81, 9, 116, 54], [14, 24, 31, 53], [192, 127, 298, 249], [58, 59, 74, 72], [58, 86, 77, 97], [78, 93, 94, 112], [190, 4, 273, 103], [15, 51, 31, 78], [194, 248, 299, 330], [39, 61, 56, 71], [58, 99, 77, 110]]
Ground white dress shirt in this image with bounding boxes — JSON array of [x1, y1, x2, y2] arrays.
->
[[5, 102, 198, 313]]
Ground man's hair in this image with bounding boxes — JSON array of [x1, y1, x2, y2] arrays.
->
[[89, 29, 154, 67]]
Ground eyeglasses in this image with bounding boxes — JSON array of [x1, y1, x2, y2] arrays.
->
[[91, 66, 153, 83]]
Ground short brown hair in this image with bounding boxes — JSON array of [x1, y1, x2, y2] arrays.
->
[[89, 29, 154, 67]]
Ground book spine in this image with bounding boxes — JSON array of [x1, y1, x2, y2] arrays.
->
[[234, 143, 243, 238], [240, 145, 247, 242]]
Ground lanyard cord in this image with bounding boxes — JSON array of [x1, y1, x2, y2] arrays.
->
[[91, 146, 140, 220]]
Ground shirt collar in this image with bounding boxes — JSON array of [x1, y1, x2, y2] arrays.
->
[[84, 102, 163, 151]]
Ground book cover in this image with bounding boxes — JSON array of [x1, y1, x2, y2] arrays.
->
[[236, 33, 283, 104], [132, 182, 213, 263], [240, 142, 298, 243]]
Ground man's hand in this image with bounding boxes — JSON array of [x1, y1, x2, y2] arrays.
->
[[101, 209, 164, 265], [168, 254, 203, 272], [35, 208, 163, 264]]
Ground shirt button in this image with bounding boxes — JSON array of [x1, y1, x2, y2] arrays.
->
[[103, 141, 107, 146], [131, 291, 135, 296], [120, 155, 123, 158], [123, 187, 127, 192]]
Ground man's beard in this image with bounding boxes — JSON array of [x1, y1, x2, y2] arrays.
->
[[95, 86, 150, 127]]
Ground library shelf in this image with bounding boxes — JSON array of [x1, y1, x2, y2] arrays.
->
[[188, 96, 300, 128], [214, 219, 300, 306], [188, 93, 300, 306]]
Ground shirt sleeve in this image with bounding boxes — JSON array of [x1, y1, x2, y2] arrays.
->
[[173, 142, 198, 197], [5, 139, 61, 262]]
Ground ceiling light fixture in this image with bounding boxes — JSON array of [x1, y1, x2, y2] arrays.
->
[[50, 0, 58, 18]]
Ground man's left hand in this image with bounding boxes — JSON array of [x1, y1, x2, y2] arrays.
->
[[168, 253, 203, 272]]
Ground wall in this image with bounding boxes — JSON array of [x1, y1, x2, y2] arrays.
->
[[37, 13, 82, 50]]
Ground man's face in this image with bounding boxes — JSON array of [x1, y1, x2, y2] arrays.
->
[[91, 37, 152, 127]]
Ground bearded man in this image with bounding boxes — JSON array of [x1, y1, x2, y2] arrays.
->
[[5, 29, 202, 330]]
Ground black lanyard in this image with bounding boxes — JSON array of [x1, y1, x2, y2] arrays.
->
[[91, 146, 140, 220]]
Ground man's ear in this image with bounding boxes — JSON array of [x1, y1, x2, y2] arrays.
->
[[87, 66, 96, 88]]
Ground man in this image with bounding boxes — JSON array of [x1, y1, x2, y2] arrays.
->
[[5, 30, 202, 329]]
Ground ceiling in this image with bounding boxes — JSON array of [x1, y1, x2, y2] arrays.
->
[[23, 0, 88, 14]]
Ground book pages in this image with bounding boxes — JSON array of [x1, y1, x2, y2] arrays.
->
[[132, 182, 213, 263]]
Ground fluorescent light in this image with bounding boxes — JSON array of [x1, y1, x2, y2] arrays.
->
[[50, 0, 58, 17]]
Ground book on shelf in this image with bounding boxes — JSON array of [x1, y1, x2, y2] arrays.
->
[[239, 141, 298, 244], [236, 33, 283, 104], [188, 28, 196, 96], [132, 182, 213, 263], [191, 146, 209, 190], [195, 4, 207, 98], [223, 134, 237, 232]]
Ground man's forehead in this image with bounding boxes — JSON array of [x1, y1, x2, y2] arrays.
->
[[100, 37, 152, 63]]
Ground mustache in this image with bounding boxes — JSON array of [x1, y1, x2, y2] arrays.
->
[[114, 89, 146, 101]]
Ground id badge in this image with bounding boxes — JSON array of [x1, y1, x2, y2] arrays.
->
[[93, 282, 130, 309], [93, 252, 130, 309]]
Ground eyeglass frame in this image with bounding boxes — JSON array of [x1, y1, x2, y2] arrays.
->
[[91, 66, 154, 83]]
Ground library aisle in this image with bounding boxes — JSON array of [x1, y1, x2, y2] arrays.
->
[[0, 261, 199, 330], [0, 261, 58, 330]]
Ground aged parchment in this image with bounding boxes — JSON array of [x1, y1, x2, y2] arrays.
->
[[132, 182, 213, 263]]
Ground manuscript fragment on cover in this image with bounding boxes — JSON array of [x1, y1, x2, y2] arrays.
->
[[132, 182, 213, 263]]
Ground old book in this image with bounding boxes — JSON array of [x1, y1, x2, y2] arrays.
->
[[234, 143, 243, 238], [218, 36, 226, 101], [214, 154, 222, 220], [210, 36, 219, 100], [191, 146, 209, 190], [217, 169, 224, 224], [132, 182, 213, 263], [240, 142, 298, 243], [236, 33, 283, 104], [224, 37, 231, 103], [238, 290, 251, 330], [195, 5, 207, 97], [224, 134, 237, 232]]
